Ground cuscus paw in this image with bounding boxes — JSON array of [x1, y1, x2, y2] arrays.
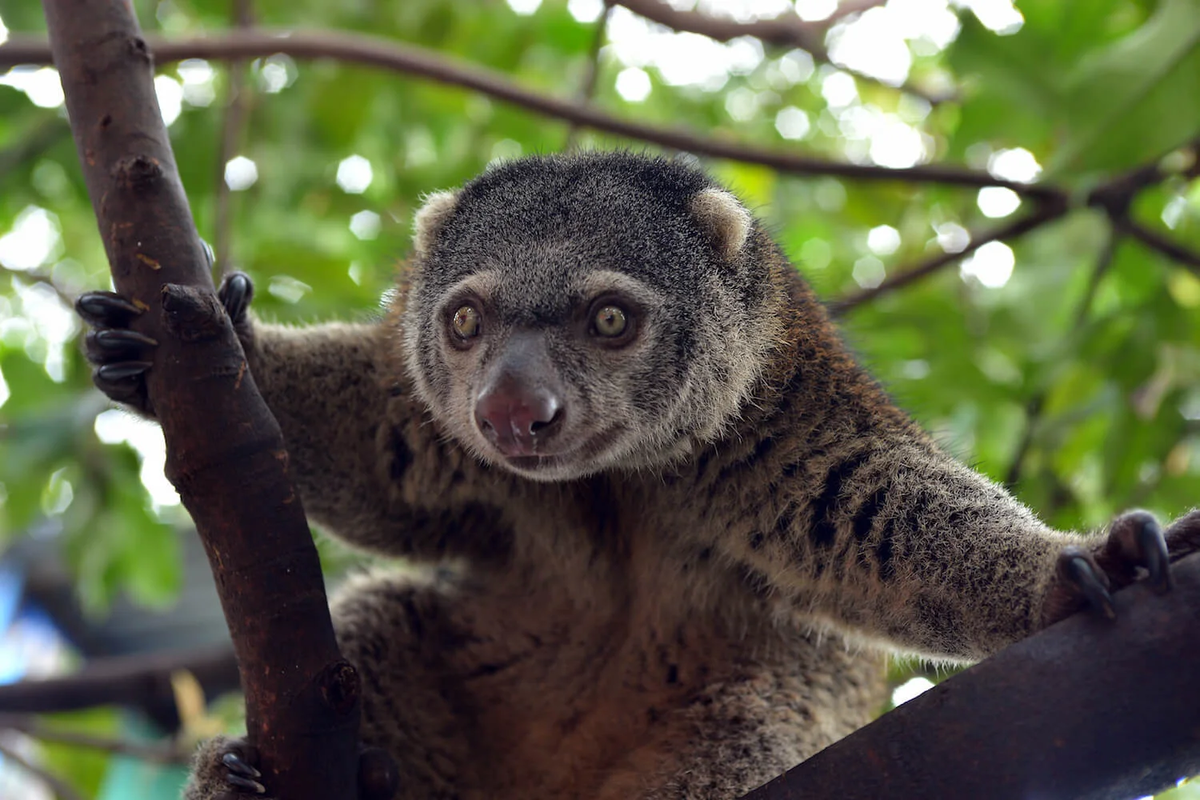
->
[[183, 735, 401, 800], [75, 270, 256, 416], [183, 736, 268, 800], [1043, 508, 1200, 625], [76, 290, 155, 414]]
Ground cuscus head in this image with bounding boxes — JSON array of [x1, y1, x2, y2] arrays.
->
[[400, 152, 783, 482]]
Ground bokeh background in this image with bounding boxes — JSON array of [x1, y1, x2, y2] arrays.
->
[[0, 0, 1197, 796]]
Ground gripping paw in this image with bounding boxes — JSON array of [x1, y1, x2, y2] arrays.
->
[[183, 735, 400, 800], [1043, 509, 1200, 626], [183, 736, 267, 800], [76, 290, 155, 414], [76, 271, 255, 416]]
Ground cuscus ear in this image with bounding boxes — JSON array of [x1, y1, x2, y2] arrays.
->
[[689, 187, 753, 262], [412, 189, 461, 258]]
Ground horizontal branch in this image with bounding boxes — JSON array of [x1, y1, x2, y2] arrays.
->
[[613, 0, 952, 104], [742, 553, 1200, 800], [831, 197, 1069, 313], [0, 644, 238, 720], [0, 738, 85, 800], [0, 713, 190, 764], [0, 30, 1057, 198], [615, 0, 835, 51]]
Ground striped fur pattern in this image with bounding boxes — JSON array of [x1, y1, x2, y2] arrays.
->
[[186, 153, 1107, 799]]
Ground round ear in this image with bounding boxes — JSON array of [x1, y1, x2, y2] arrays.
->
[[689, 187, 753, 262], [412, 189, 461, 257]]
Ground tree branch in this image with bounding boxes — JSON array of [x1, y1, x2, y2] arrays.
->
[[212, 0, 257, 277], [1004, 228, 1122, 487], [0, 713, 190, 764], [0, 644, 238, 720], [612, 0, 951, 104], [1119, 219, 1200, 273], [830, 197, 1069, 314], [0, 738, 86, 800], [39, 1, 359, 797], [0, 31, 1057, 199], [563, 0, 614, 151], [740, 553, 1200, 800]]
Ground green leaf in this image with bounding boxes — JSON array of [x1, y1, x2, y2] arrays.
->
[[1051, 0, 1200, 174]]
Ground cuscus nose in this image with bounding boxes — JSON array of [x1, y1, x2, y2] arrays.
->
[[474, 376, 564, 457]]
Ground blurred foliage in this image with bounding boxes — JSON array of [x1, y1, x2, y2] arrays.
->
[[0, 0, 1198, 794]]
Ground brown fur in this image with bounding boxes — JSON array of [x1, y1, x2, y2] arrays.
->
[[176, 153, 1119, 799]]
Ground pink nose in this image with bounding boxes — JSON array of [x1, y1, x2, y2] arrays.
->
[[474, 382, 563, 457]]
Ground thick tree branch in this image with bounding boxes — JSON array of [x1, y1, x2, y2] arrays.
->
[[39, 1, 359, 797], [0, 31, 1057, 199], [741, 553, 1200, 800]]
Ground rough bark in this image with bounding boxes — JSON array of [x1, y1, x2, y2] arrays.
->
[[39, 1, 360, 797], [741, 553, 1200, 800]]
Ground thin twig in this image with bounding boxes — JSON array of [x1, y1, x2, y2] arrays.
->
[[1120, 219, 1200, 273], [0, 713, 190, 764], [2, 265, 79, 308], [0, 31, 1059, 198], [831, 199, 1069, 314], [0, 737, 86, 800], [1003, 229, 1121, 487], [564, 0, 613, 151], [612, 0, 948, 103], [212, 0, 257, 277]]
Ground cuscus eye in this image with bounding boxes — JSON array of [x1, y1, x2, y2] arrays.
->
[[451, 305, 482, 340], [593, 305, 627, 338]]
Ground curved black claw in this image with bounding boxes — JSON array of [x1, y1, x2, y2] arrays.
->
[[77, 288, 157, 414], [87, 328, 158, 354], [221, 748, 266, 795], [76, 291, 143, 327], [95, 361, 153, 382], [1110, 510, 1172, 592], [217, 271, 254, 324], [1059, 548, 1115, 620]]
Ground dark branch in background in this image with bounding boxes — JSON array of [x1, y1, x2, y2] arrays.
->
[[1086, 137, 1200, 274], [39, 1, 359, 797], [0, 713, 190, 764], [1004, 228, 1122, 487], [0, 31, 1057, 199], [0, 115, 70, 181], [741, 554, 1200, 800], [212, 0, 257, 277], [0, 644, 238, 720], [830, 196, 1070, 314], [0, 738, 86, 800], [612, 0, 951, 104], [1119, 220, 1200, 272], [563, 0, 614, 151]]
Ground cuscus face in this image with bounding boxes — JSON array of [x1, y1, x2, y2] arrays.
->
[[401, 152, 780, 482]]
